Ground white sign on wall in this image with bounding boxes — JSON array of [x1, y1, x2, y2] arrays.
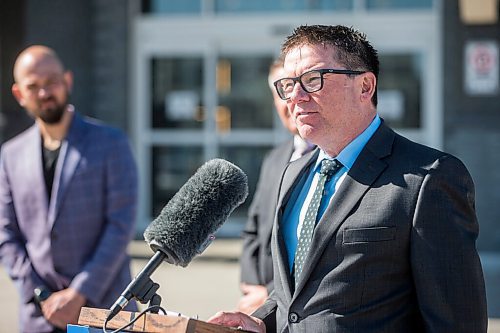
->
[[165, 91, 199, 121], [378, 90, 405, 122], [464, 40, 499, 95]]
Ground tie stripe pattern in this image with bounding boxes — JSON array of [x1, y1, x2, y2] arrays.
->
[[293, 159, 342, 288]]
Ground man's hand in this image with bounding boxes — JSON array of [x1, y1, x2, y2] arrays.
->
[[41, 287, 86, 329], [237, 283, 268, 315], [208, 310, 266, 333]]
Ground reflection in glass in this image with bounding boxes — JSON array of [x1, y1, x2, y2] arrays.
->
[[146, 0, 353, 14], [214, 0, 353, 12], [147, 0, 201, 14], [151, 145, 273, 233], [151, 58, 204, 129], [366, 0, 433, 10], [217, 56, 274, 129], [218, 145, 273, 219], [151, 146, 204, 216], [377, 54, 421, 128], [145, 0, 433, 14]]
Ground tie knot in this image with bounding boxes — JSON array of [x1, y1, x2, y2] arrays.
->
[[319, 159, 341, 177]]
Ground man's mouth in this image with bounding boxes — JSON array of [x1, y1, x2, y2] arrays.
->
[[295, 110, 316, 118], [40, 99, 56, 107]]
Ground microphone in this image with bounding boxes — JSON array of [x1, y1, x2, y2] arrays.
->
[[107, 158, 248, 321]]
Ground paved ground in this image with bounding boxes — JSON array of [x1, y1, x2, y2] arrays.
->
[[1, 239, 500, 332], [0, 240, 242, 332]]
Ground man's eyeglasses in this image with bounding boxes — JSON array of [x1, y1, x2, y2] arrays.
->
[[25, 78, 65, 96], [273, 68, 366, 100]]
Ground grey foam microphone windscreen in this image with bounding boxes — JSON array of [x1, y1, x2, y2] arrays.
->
[[143, 158, 248, 267]]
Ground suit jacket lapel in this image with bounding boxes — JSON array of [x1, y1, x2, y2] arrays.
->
[[293, 123, 395, 295], [48, 113, 85, 228], [25, 126, 50, 221], [262, 140, 295, 250], [274, 148, 319, 300]]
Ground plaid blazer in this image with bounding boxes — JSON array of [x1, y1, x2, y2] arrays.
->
[[0, 112, 138, 332]]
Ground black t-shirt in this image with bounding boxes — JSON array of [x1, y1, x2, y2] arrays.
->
[[42, 144, 60, 201]]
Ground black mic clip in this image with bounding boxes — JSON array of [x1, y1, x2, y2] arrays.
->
[[107, 251, 167, 321], [131, 276, 160, 305], [132, 278, 163, 314]]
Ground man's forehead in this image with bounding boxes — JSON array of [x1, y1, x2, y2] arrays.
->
[[271, 66, 286, 80], [282, 45, 336, 73], [284, 43, 335, 59], [15, 53, 64, 80], [17, 61, 64, 82]]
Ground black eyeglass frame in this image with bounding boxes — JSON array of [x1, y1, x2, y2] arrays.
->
[[273, 68, 366, 100]]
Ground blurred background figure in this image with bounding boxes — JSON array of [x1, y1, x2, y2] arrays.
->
[[0, 45, 138, 332], [237, 57, 314, 315]]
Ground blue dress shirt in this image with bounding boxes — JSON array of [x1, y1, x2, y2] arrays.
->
[[282, 115, 382, 272]]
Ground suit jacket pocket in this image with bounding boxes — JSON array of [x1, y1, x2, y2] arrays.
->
[[343, 226, 396, 244]]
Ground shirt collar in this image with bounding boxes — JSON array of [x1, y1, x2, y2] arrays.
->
[[293, 134, 314, 152], [315, 114, 381, 171]]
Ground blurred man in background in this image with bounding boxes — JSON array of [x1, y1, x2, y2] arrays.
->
[[0, 45, 138, 332], [238, 57, 313, 315]]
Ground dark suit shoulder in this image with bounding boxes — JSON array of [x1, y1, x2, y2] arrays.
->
[[68, 113, 130, 152], [373, 123, 451, 169], [79, 115, 127, 140], [257, 140, 294, 180], [263, 140, 294, 165], [392, 133, 466, 174]]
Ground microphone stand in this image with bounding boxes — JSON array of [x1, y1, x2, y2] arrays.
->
[[127, 251, 164, 305], [107, 251, 166, 321]]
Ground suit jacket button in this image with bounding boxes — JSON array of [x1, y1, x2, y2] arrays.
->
[[289, 312, 299, 323]]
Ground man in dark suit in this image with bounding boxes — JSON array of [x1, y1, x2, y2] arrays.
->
[[238, 58, 313, 315], [0, 45, 138, 332], [209, 25, 487, 332]]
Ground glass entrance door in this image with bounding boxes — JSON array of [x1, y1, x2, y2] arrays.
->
[[132, 26, 285, 234], [146, 54, 278, 235]]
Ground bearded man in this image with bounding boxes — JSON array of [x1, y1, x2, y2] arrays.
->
[[0, 45, 138, 333]]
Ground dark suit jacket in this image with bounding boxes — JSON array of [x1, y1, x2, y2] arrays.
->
[[254, 123, 487, 333], [240, 140, 294, 291], [0, 112, 138, 332]]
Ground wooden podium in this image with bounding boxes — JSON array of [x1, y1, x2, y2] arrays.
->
[[68, 307, 251, 333]]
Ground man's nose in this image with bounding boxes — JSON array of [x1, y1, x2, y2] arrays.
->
[[38, 87, 52, 98], [289, 82, 308, 102]]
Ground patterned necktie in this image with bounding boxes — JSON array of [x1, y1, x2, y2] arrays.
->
[[293, 159, 342, 288]]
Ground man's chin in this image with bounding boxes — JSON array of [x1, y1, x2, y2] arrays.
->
[[40, 108, 66, 124], [298, 124, 314, 137], [298, 126, 322, 146]]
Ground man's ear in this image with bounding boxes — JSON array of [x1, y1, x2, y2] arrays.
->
[[11, 83, 25, 107], [64, 71, 74, 93], [360, 72, 376, 103]]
